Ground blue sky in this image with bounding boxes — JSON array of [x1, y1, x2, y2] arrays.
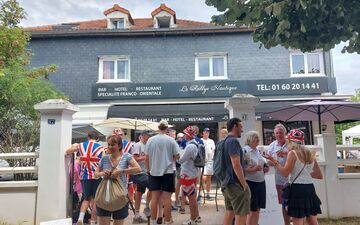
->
[[18, 0, 360, 96]]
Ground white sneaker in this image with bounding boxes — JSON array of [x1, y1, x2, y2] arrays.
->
[[182, 219, 197, 225], [76, 220, 84, 225]]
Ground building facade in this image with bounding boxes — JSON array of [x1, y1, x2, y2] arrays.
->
[[27, 4, 341, 144]]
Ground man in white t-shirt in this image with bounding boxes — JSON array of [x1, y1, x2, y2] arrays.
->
[[267, 123, 290, 225], [145, 120, 180, 225], [201, 128, 215, 201]]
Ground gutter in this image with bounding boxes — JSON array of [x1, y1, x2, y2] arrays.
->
[[29, 27, 255, 39]]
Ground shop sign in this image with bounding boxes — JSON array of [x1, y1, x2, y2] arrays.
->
[[92, 77, 336, 100]]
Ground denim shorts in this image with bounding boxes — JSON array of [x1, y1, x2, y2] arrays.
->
[[96, 202, 129, 220]]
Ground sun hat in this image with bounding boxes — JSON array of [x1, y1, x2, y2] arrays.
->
[[287, 128, 305, 144]]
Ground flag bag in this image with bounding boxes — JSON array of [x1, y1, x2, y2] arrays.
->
[[95, 177, 129, 211]]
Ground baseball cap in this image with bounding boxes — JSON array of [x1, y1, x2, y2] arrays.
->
[[203, 128, 210, 132], [158, 119, 169, 128], [141, 130, 153, 136], [183, 126, 196, 138], [113, 128, 123, 135], [177, 132, 184, 139], [287, 129, 305, 144]]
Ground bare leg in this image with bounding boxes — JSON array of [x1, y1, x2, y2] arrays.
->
[[175, 178, 181, 203], [161, 191, 173, 223], [113, 219, 125, 225], [223, 210, 235, 225], [187, 193, 199, 221], [282, 207, 291, 225], [292, 217, 305, 225], [306, 215, 319, 225], [135, 191, 143, 214], [234, 214, 247, 225], [158, 196, 164, 219], [150, 191, 161, 221], [90, 199, 97, 222], [246, 210, 260, 225], [80, 199, 90, 214], [97, 216, 110, 225], [205, 176, 212, 193]]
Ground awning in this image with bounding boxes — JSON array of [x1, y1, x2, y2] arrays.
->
[[72, 125, 106, 143], [107, 103, 229, 123]]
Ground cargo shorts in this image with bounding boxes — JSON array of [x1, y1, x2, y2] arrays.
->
[[222, 182, 251, 216]]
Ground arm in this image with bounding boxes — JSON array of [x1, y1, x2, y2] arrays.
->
[[230, 154, 248, 190], [134, 155, 146, 162], [311, 158, 323, 179], [145, 154, 150, 173], [65, 143, 79, 155], [173, 141, 180, 160], [178, 145, 194, 164], [112, 158, 141, 178], [244, 165, 262, 173], [272, 151, 296, 177], [94, 166, 110, 179]]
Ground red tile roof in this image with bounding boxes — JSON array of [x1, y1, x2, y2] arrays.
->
[[103, 4, 134, 25], [151, 4, 176, 23], [25, 18, 215, 32]]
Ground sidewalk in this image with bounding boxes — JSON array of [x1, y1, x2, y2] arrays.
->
[[124, 192, 225, 225]]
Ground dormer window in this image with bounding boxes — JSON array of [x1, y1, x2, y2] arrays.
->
[[111, 18, 124, 29], [151, 4, 176, 28], [157, 16, 171, 28], [104, 4, 134, 29]]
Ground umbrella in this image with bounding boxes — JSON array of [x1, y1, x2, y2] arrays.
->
[[94, 117, 163, 131], [263, 100, 360, 133], [72, 125, 106, 143]]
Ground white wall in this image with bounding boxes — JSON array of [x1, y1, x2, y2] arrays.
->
[[0, 186, 37, 224]]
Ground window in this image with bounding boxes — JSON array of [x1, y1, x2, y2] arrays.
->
[[156, 16, 171, 28], [195, 53, 227, 80], [98, 56, 130, 82], [290, 51, 324, 76], [111, 18, 124, 29]]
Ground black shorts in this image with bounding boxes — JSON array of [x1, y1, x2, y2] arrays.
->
[[247, 180, 266, 211], [96, 203, 129, 220], [132, 174, 149, 186], [81, 179, 101, 199], [148, 173, 175, 193]]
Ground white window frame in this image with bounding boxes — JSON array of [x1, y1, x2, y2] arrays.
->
[[111, 18, 125, 29], [98, 55, 131, 83], [290, 50, 325, 77], [195, 52, 228, 80]]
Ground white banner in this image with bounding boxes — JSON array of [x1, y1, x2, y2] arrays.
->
[[259, 169, 284, 225]]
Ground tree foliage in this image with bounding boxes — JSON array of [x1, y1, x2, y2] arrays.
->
[[205, 0, 360, 54], [0, 0, 66, 154], [351, 89, 360, 102]]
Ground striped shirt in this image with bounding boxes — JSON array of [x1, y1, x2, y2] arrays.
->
[[99, 153, 133, 193]]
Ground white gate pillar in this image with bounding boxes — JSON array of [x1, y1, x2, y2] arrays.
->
[[225, 94, 260, 144], [35, 99, 78, 224], [314, 134, 343, 218]]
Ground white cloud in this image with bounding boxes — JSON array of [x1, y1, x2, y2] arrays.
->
[[332, 44, 360, 95], [17, 0, 360, 96]]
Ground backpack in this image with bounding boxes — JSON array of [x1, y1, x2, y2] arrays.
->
[[213, 138, 227, 181], [190, 142, 206, 168]]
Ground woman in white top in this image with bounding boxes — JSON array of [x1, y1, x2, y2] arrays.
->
[[265, 129, 323, 225], [243, 131, 269, 225]]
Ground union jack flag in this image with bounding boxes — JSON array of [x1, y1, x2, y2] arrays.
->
[[123, 140, 134, 154], [79, 141, 104, 180]]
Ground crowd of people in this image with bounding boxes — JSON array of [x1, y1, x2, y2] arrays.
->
[[66, 117, 323, 225]]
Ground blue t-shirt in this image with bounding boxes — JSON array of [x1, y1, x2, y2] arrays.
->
[[223, 135, 245, 186], [99, 153, 133, 192]]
